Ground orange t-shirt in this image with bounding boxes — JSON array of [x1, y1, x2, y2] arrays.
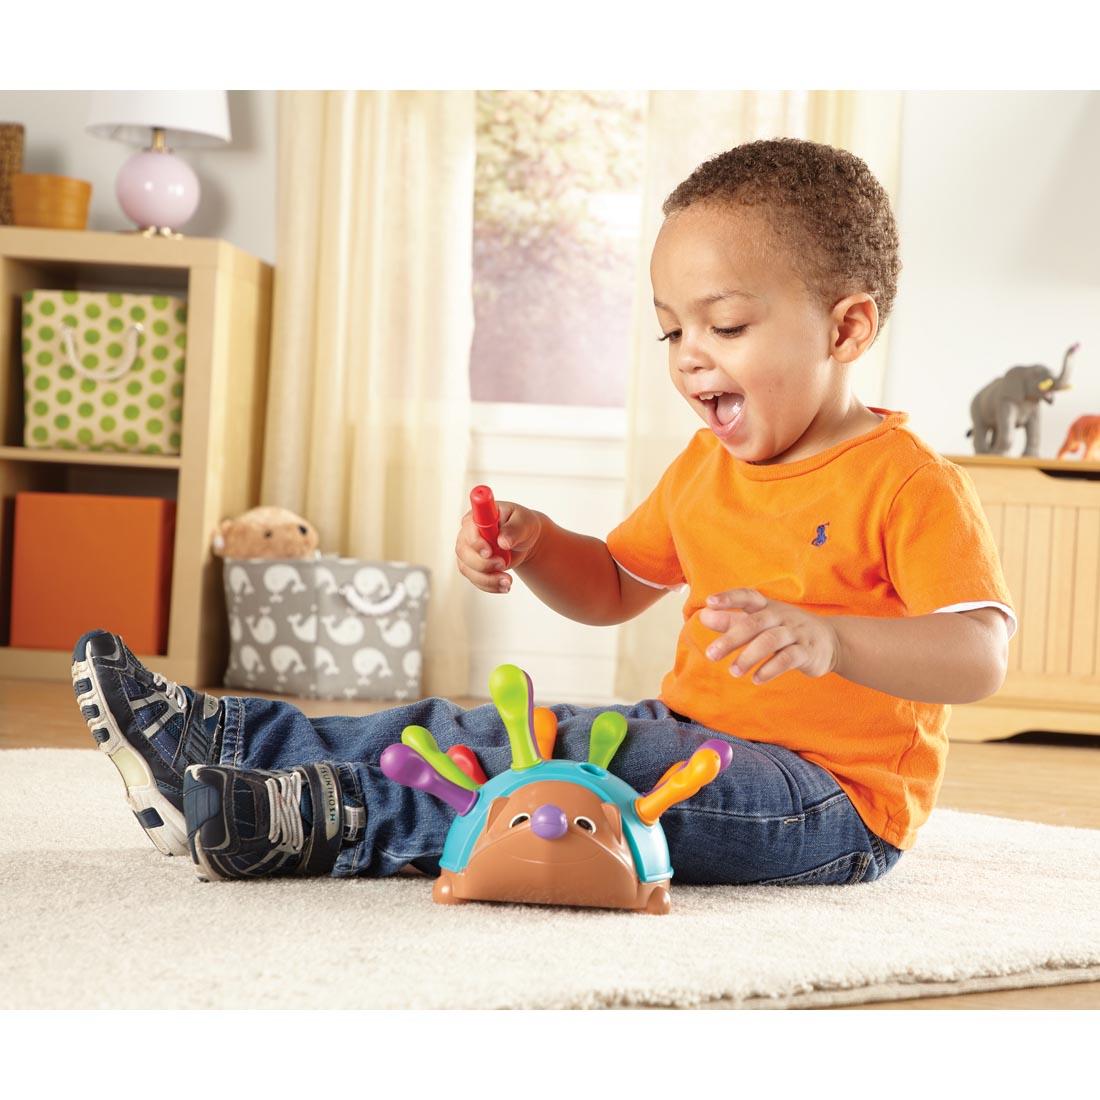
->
[[606, 409, 1016, 850]]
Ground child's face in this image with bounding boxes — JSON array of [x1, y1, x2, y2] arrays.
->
[[650, 202, 864, 464]]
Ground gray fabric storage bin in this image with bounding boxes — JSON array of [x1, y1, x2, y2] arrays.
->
[[222, 555, 430, 700]]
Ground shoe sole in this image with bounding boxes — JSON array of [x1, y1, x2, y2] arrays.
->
[[72, 645, 188, 857]]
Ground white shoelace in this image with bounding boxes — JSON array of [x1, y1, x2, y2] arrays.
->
[[266, 772, 305, 854], [151, 672, 188, 711]]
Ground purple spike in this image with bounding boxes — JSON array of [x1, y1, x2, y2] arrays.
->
[[380, 744, 478, 815], [523, 669, 542, 760], [699, 738, 734, 772]]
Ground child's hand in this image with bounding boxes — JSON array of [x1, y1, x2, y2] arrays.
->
[[455, 501, 543, 594], [698, 588, 840, 683]]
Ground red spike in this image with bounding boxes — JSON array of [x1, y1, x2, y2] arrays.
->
[[446, 744, 488, 786]]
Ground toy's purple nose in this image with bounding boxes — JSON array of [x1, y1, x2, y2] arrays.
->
[[530, 804, 568, 840]]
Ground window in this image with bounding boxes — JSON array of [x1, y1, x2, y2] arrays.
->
[[470, 91, 646, 408]]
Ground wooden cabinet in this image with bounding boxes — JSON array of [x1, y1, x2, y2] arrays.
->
[[0, 226, 271, 686], [947, 454, 1100, 741]]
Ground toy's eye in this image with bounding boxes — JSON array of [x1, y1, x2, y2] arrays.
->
[[508, 813, 530, 828], [574, 816, 596, 833]]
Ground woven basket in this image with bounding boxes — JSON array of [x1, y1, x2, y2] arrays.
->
[[0, 123, 24, 226]]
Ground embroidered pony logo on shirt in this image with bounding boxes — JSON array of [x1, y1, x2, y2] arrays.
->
[[811, 523, 830, 547]]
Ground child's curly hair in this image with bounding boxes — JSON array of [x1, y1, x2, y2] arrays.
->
[[663, 138, 901, 332]]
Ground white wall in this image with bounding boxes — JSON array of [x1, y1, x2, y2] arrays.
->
[[0, 91, 277, 263], [465, 404, 629, 704], [5, 90, 1095, 701], [884, 91, 1100, 458]]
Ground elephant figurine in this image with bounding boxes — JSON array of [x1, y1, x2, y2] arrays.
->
[[967, 343, 1079, 456]]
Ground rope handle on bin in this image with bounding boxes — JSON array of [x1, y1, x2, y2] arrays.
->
[[60, 321, 144, 381], [337, 582, 407, 617]]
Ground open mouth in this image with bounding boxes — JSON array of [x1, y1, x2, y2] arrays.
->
[[694, 390, 745, 438]]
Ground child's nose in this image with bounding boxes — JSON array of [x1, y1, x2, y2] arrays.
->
[[676, 341, 712, 370]]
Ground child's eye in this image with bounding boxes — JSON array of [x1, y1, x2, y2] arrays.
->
[[656, 326, 746, 342]]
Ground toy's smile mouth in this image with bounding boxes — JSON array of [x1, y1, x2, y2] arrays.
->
[[511, 852, 602, 866]]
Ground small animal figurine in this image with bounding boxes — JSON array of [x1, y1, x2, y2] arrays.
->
[[967, 342, 1079, 456], [1057, 415, 1100, 461], [380, 663, 733, 914]]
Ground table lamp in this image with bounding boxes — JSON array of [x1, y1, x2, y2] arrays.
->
[[87, 91, 231, 237]]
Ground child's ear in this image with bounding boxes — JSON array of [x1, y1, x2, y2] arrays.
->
[[830, 294, 878, 363]]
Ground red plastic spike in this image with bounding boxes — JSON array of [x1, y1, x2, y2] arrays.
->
[[470, 485, 511, 568], [446, 744, 488, 786]]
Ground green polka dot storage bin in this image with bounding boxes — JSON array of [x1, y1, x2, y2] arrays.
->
[[21, 289, 187, 455]]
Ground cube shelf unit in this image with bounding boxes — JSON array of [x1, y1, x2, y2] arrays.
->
[[0, 226, 272, 685], [946, 453, 1100, 741]]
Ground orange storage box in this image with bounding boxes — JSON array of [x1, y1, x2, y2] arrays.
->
[[9, 492, 176, 654]]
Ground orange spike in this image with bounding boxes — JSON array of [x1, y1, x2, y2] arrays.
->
[[648, 760, 685, 794], [634, 747, 722, 825], [533, 706, 558, 760]]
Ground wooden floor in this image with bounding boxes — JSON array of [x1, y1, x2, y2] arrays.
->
[[3, 677, 1098, 1010]]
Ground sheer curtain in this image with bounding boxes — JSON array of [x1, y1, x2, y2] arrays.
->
[[261, 91, 477, 696], [614, 91, 904, 701]]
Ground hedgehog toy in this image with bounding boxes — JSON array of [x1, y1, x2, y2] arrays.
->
[[379, 663, 733, 914]]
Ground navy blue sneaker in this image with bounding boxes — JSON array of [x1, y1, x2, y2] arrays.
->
[[72, 629, 223, 857], [184, 762, 355, 881]]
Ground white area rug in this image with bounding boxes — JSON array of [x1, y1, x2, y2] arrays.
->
[[2, 748, 1098, 1009]]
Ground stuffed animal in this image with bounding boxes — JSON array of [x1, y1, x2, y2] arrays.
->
[[210, 505, 320, 560]]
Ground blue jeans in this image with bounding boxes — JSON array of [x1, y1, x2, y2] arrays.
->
[[217, 695, 902, 886]]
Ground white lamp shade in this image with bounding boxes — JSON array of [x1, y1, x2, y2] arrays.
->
[[87, 91, 231, 148]]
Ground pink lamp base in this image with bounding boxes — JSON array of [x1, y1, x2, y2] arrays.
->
[[116, 149, 200, 234]]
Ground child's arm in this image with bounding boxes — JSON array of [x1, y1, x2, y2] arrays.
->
[[829, 607, 1008, 703], [700, 588, 1009, 704], [456, 502, 666, 626]]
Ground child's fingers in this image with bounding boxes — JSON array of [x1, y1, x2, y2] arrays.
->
[[496, 504, 536, 551], [706, 588, 768, 610], [699, 608, 733, 633], [728, 625, 797, 680], [750, 644, 808, 684], [455, 555, 512, 593], [461, 512, 489, 551], [455, 520, 508, 575], [701, 606, 782, 655], [474, 537, 496, 560]]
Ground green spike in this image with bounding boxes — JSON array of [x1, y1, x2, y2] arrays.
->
[[588, 710, 628, 770], [488, 664, 540, 770], [400, 725, 480, 791]]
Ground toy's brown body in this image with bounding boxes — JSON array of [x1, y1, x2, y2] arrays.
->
[[380, 664, 732, 914], [431, 779, 671, 914]]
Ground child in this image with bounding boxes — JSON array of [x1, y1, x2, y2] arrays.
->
[[74, 137, 1014, 886]]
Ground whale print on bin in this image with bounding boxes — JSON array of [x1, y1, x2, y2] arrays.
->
[[380, 663, 733, 914], [222, 555, 429, 701]]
